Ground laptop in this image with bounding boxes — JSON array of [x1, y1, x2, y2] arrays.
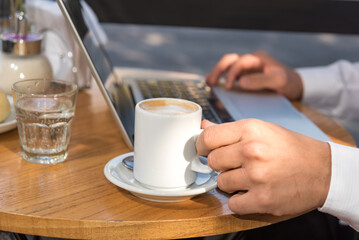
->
[[57, 0, 330, 150]]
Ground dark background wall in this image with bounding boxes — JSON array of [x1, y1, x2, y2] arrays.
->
[[85, 0, 359, 34]]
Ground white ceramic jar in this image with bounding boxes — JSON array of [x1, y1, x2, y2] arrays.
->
[[0, 51, 52, 95], [0, 12, 53, 95]]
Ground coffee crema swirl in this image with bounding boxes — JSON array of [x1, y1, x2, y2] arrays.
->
[[139, 99, 198, 115]]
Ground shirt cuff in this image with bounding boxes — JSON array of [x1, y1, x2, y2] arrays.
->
[[296, 66, 342, 109], [319, 142, 359, 231]]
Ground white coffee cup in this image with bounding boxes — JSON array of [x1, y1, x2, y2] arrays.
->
[[134, 98, 212, 190]]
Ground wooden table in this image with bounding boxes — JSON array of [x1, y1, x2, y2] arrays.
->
[[0, 83, 355, 240]]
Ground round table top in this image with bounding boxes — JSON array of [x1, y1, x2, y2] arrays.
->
[[0, 83, 355, 239]]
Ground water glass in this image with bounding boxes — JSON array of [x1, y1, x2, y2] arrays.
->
[[12, 79, 78, 164]]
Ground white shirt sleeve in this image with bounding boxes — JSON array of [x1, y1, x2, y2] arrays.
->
[[319, 142, 359, 231], [296, 61, 359, 231], [296, 60, 359, 119]]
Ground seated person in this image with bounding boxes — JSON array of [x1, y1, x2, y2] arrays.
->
[[198, 51, 359, 239]]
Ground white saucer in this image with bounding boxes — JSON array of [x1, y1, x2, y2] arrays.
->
[[104, 152, 218, 202], [0, 96, 17, 134]]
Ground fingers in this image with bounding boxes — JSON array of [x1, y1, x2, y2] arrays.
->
[[206, 53, 263, 89], [206, 54, 240, 86], [225, 54, 263, 89], [227, 191, 262, 215], [201, 119, 217, 129], [217, 167, 251, 193], [207, 141, 243, 172], [239, 72, 282, 91], [196, 121, 242, 157]]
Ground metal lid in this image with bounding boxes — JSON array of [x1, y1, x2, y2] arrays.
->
[[1, 33, 42, 56], [1, 11, 42, 56]]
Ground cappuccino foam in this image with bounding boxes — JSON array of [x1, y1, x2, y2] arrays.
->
[[140, 99, 198, 115]]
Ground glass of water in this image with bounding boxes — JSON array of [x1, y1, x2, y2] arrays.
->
[[12, 79, 78, 164]]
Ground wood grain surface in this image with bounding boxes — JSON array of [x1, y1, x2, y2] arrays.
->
[[0, 83, 355, 239]]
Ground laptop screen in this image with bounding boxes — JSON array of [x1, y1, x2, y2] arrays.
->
[[58, 0, 135, 147]]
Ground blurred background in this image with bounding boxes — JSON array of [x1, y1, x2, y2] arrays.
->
[[2, 0, 359, 144], [88, 0, 359, 145]]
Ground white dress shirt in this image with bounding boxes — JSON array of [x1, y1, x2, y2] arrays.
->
[[297, 61, 359, 231], [298, 60, 359, 119]]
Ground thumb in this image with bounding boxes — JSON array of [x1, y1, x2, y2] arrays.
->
[[239, 72, 278, 91], [201, 119, 217, 129]]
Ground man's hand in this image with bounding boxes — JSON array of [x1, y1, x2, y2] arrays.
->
[[197, 119, 331, 216], [206, 51, 303, 101]]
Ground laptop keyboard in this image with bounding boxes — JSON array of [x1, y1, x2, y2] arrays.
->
[[138, 79, 233, 123]]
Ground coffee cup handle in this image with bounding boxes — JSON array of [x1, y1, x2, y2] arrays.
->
[[191, 129, 213, 174]]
